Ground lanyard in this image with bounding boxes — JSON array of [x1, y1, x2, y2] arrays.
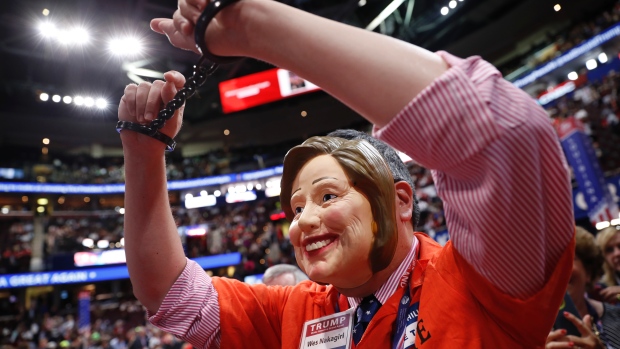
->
[[391, 280, 412, 349], [333, 261, 418, 349]]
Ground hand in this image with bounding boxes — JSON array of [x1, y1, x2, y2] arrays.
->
[[118, 71, 186, 151], [599, 285, 620, 303], [546, 312, 605, 349], [150, 0, 246, 56]]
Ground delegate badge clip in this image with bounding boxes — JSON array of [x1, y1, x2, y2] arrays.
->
[[299, 308, 355, 349]]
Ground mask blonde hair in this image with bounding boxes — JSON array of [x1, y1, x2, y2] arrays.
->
[[280, 136, 399, 273]]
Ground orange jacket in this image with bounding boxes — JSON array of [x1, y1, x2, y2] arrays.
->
[[212, 233, 574, 348]]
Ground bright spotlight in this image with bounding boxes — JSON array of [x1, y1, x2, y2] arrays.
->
[[440, 7, 449, 15], [56, 30, 72, 45], [97, 240, 110, 249], [42, 9, 50, 16], [214, 190, 221, 197], [119, 208, 125, 214], [449, 1, 457, 9], [95, 98, 107, 109], [40, 93, 49, 101], [554, 4, 561, 11], [84, 97, 95, 107], [74, 96, 84, 106], [52, 95, 61, 103], [598, 52, 608, 63], [71, 28, 90, 45], [109, 37, 143, 56], [567, 72, 578, 81], [39, 22, 57, 37], [63, 96, 72, 104], [586, 59, 597, 70]]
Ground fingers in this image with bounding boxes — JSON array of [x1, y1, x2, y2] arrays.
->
[[179, 1, 203, 28], [144, 81, 166, 122], [162, 71, 186, 103], [547, 329, 568, 343], [135, 82, 153, 124], [173, 9, 193, 36], [152, 17, 199, 53], [545, 342, 574, 349], [119, 84, 138, 121], [563, 312, 591, 337], [150, 18, 169, 34]]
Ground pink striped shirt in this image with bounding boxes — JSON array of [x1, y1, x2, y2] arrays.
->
[[148, 51, 574, 348]]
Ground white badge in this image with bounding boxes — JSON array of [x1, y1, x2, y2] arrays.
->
[[299, 308, 355, 349]]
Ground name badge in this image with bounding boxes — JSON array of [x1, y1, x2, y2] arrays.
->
[[299, 308, 355, 349]]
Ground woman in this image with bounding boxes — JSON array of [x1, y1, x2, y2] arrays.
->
[[596, 226, 620, 304], [547, 227, 620, 349]]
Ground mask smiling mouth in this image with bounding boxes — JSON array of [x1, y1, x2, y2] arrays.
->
[[302, 234, 338, 253], [306, 239, 334, 252]]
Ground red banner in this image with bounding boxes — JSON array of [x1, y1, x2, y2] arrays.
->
[[219, 69, 320, 113]]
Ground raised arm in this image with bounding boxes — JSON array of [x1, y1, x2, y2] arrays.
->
[[151, 0, 448, 128], [153, 0, 574, 299], [119, 72, 189, 313]]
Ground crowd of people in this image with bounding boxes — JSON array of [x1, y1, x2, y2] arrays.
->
[[546, 68, 620, 175], [501, 0, 620, 77]]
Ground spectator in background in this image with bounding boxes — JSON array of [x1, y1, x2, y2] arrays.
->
[[262, 264, 308, 286], [547, 227, 619, 349], [597, 226, 620, 304]]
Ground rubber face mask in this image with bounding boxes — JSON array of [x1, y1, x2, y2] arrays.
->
[[281, 136, 398, 274]]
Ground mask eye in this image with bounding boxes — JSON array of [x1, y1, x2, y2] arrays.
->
[[323, 194, 337, 202]]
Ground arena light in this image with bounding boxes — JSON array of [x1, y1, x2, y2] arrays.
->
[[52, 95, 61, 103], [214, 190, 221, 197], [82, 238, 94, 248], [37, 198, 48, 205], [119, 208, 125, 215], [70, 27, 90, 45], [1, 207, 8, 214], [95, 98, 107, 109], [598, 52, 608, 63], [596, 221, 611, 230], [84, 97, 95, 107], [97, 240, 110, 249], [440, 7, 449, 15], [39, 22, 57, 38], [42, 138, 50, 145], [586, 59, 597, 70], [366, 0, 407, 31], [63, 96, 72, 104], [74, 96, 84, 106], [554, 4, 561, 11], [567, 71, 578, 81], [40, 93, 49, 101], [449, 1, 457, 9], [42, 9, 50, 16], [109, 37, 143, 57]]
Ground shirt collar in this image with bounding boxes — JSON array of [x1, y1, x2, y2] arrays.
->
[[348, 235, 420, 308]]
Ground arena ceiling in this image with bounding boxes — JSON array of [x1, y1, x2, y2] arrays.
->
[[0, 0, 614, 155]]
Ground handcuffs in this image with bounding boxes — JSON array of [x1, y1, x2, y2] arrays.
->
[[116, 0, 242, 151]]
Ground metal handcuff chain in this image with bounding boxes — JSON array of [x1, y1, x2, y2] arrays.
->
[[116, 0, 242, 151]]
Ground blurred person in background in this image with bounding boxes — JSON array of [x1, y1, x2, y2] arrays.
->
[[597, 226, 620, 304], [547, 227, 620, 349], [262, 264, 308, 286], [117, 0, 576, 347]]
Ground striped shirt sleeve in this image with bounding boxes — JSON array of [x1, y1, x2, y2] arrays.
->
[[373, 51, 575, 299], [147, 259, 221, 349]]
